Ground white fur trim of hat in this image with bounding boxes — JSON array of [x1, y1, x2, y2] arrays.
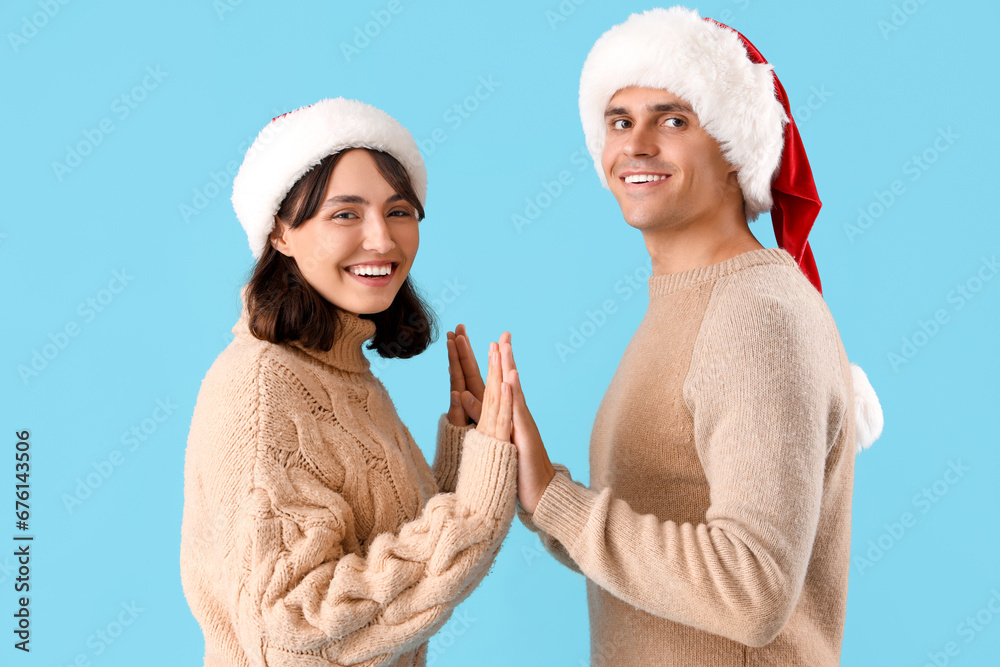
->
[[578, 5, 787, 221], [231, 97, 427, 260], [850, 363, 884, 454]]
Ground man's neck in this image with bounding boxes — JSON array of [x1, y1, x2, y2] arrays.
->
[[641, 213, 764, 276]]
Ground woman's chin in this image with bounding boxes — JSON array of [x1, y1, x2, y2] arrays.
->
[[344, 290, 401, 316]]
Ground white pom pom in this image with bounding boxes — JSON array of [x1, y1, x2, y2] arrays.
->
[[850, 363, 883, 454]]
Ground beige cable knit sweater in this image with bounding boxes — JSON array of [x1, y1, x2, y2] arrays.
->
[[180, 288, 517, 667], [518, 247, 857, 666]]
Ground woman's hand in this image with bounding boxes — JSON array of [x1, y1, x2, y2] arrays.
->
[[447, 324, 488, 427], [497, 336, 555, 514], [446, 324, 484, 427], [445, 324, 474, 426], [476, 341, 513, 443]]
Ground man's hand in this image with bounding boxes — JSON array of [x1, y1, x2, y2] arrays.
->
[[476, 340, 513, 443], [453, 327, 510, 425], [453, 329, 554, 510], [494, 334, 555, 514]]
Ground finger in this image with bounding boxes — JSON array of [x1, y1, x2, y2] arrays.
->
[[498, 339, 515, 383], [497, 342, 520, 435], [447, 390, 467, 426], [495, 381, 513, 442], [509, 368, 534, 419], [456, 332, 486, 399], [507, 368, 526, 440], [508, 368, 537, 437], [508, 367, 524, 400], [504, 369, 528, 433], [446, 338, 468, 395], [506, 335, 519, 372], [479, 342, 499, 435], [458, 333, 486, 398], [461, 390, 482, 423], [509, 388, 524, 444], [487, 341, 503, 433], [487, 342, 502, 434]]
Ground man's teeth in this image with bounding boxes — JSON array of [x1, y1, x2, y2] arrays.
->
[[350, 264, 393, 276], [624, 174, 668, 183]]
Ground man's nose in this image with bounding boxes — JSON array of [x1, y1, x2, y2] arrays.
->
[[623, 122, 659, 157]]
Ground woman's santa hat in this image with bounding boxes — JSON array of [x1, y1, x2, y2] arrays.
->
[[579, 6, 883, 453], [231, 97, 427, 261]]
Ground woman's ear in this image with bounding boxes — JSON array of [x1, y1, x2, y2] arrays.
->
[[270, 216, 292, 256]]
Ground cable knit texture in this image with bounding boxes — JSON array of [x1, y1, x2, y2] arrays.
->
[[180, 288, 517, 666], [517, 247, 856, 666]]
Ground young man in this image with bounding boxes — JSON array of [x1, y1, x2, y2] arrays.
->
[[455, 6, 884, 666]]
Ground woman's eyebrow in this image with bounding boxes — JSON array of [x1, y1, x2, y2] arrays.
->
[[322, 193, 405, 208]]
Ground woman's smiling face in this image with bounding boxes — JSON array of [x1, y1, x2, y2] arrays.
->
[[269, 148, 420, 316]]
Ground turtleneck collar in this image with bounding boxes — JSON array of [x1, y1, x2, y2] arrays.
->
[[231, 286, 377, 374], [647, 246, 799, 298]]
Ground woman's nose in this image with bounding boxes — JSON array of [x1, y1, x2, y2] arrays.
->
[[361, 214, 395, 254]]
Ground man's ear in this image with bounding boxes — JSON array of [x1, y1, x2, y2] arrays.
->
[[726, 162, 741, 188], [269, 216, 292, 256]]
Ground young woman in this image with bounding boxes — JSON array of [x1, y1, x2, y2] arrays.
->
[[179, 98, 518, 667]]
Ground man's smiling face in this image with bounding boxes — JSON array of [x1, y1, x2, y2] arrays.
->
[[601, 86, 743, 231]]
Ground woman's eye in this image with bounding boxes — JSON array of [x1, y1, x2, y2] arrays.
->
[[388, 209, 413, 218], [611, 118, 632, 130], [331, 211, 358, 221]]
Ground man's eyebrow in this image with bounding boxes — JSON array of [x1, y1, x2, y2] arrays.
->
[[649, 101, 694, 114], [604, 101, 695, 118], [322, 193, 406, 207], [323, 194, 367, 207]]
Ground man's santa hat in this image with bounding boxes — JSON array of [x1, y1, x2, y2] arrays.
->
[[579, 6, 883, 453]]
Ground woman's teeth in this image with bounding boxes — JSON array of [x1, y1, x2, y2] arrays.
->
[[349, 264, 393, 276], [624, 174, 668, 183]]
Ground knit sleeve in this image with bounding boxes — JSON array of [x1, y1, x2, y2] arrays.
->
[[514, 463, 582, 575], [431, 413, 476, 493], [527, 279, 848, 648], [239, 359, 518, 665]]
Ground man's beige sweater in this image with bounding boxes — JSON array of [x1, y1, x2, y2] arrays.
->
[[519, 247, 857, 666], [180, 288, 515, 667]]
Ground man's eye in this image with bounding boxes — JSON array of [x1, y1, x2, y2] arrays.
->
[[664, 117, 685, 128], [611, 118, 632, 130]]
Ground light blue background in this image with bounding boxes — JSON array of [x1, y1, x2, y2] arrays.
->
[[3, 0, 998, 665]]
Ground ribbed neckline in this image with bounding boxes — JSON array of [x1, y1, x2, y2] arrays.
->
[[648, 247, 798, 298], [231, 286, 376, 373]]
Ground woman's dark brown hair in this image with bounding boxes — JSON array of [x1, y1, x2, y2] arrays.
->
[[243, 148, 435, 359]]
